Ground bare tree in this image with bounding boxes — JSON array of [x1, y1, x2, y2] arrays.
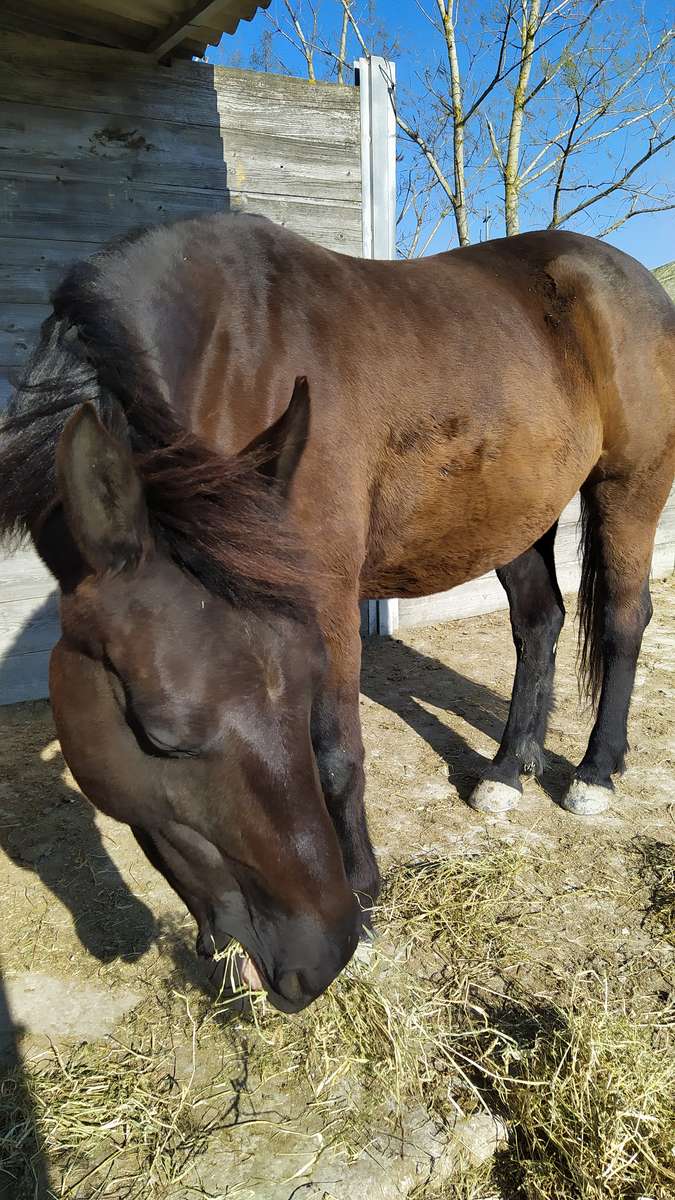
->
[[483, 2, 675, 237], [242, 0, 674, 252]]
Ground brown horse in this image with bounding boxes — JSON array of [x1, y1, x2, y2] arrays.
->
[[1, 214, 673, 1011]]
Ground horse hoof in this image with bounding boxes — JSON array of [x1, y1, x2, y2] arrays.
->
[[354, 929, 376, 966], [469, 779, 521, 815], [560, 779, 611, 816]]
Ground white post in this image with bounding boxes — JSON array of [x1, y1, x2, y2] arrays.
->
[[356, 56, 399, 637], [356, 56, 396, 260]]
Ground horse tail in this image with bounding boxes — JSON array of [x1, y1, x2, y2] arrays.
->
[[577, 486, 605, 709]]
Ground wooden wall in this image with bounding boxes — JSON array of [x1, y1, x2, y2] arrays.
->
[[0, 31, 362, 703], [0, 32, 362, 398]]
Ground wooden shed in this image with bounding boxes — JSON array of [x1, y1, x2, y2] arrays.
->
[[0, 3, 396, 702]]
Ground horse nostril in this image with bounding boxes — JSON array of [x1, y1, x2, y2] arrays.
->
[[276, 971, 304, 1003]]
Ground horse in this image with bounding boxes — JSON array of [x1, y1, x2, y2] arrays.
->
[[1, 213, 673, 1012]]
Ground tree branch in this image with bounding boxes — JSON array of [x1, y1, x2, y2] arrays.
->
[[485, 115, 505, 173], [520, 30, 673, 186], [436, 0, 470, 245], [503, 0, 541, 235], [460, 3, 589, 125], [394, 109, 457, 207], [550, 88, 582, 227], [283, 0, 316, 80], [339, 0, 369, 57], [337, 0, 349, 84], [550, 132, 675, 227], [595, 201, 675, 239], [461, 1, 515, 124]]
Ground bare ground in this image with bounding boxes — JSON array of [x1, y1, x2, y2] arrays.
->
[[0, 578, 673, 1198]]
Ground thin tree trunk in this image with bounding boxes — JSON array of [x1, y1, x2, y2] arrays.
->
[[439, 1, 470, 246], [337, 1, 349, 84], [504, 0, 540, 236]]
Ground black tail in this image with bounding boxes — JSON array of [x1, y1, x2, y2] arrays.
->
[[577, 487, 605, 708]]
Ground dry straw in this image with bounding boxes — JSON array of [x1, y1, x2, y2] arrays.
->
[[2, 844, 673, 1199]]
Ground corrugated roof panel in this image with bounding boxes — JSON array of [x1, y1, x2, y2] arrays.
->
[[0, 1, 271, 58]]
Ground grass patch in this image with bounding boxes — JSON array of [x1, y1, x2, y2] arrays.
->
[[1, 844, 674, 1199]]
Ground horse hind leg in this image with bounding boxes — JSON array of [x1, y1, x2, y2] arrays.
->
[[560, 473, 669, 816], [469, 523, 565, 815]]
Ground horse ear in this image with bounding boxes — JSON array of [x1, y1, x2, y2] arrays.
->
[[242, 376, 310, 496], [56, 403, 150, 572]]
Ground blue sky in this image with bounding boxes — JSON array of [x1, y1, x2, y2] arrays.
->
[[210, 1, 674, 266]]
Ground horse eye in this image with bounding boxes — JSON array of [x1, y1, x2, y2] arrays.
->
[[103, 658, 195, 758], [126, 711, 200, 759], [140, 726, 199, 759]]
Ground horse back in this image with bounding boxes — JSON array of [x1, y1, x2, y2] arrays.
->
[[64, 217, 675, 597]]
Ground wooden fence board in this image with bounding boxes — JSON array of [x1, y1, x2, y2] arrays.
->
[[1, 176, 361, 247], [0, 650, 52, 706], [0, 33, 362, 140], [0, 303, 50, 368], [0, 100, 361, 202], [0, 237, 101, 305], [0, 549, 54, 597], [0, 594, 60, 656]]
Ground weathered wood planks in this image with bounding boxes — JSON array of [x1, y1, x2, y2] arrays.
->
[[0, 33, 362, 140]]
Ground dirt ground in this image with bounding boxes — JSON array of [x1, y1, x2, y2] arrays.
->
[[0, 577, 673, 1198]]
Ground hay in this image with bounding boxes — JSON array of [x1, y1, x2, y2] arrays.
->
[[220, 851, 525, 1157], [0, 996, 239, 1199], [487, 981, 675, 1200], [2, 845, 674, 1199], [409, 1158, 497, 1200]]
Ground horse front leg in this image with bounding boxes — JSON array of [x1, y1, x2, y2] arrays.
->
[[311, 607, 380, 917], [469, 524, 565, 815]]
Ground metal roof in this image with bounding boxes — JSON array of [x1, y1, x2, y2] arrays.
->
[[1, 1, 271, 60]]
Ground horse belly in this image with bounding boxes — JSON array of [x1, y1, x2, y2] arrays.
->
[[360, 424, 599, 599]]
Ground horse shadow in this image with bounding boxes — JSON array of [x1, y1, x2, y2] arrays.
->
[[0, 970, 50, 1199], [360, 633, 574, 803], [0, 594, 156, 965]]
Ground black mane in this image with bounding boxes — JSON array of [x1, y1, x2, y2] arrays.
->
[[0, 236, 309, 619]]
